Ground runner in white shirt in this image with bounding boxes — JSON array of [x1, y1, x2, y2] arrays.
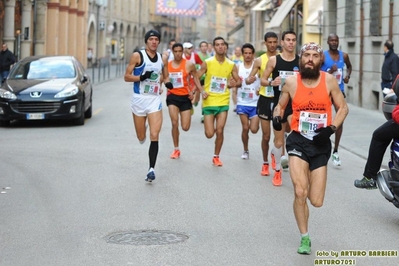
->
[[236, 43, 260, 159]]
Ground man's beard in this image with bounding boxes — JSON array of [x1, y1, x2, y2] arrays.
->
[[300, 61, 321, 80]]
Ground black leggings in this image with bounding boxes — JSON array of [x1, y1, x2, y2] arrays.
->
[[364, 120, 399, 179]]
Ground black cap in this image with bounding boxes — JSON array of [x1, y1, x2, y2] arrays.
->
[[144, 30, 161, 43]]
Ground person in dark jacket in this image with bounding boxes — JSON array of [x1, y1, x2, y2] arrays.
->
[[0, 43, 16, 83], [355, 74, 399, 189], [381, 40, 399, 96]]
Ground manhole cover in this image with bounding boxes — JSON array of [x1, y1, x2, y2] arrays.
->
[[104, 230, 189, 246]]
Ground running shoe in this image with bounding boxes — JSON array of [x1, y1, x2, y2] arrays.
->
[[170, 149, 181, 159], [145, 170, 156, 182], [281, 155, 289, 170], [272, 170, 282, 186], [241, 151, 249, 160], [354, 177, 377, 189], [271, 153, 276, 170], [261, 164, 270, 176], [331, 152, 341, 166], [213, 156, 223, 166], [297, 235, 311, 255]]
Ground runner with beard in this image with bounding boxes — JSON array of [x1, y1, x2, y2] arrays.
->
[[259, 30, 299, 186], [273, 42, 348, 254]]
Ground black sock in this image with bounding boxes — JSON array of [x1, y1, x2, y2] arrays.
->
[[149, 141, 159, 169], [333, 149, 338, 153]]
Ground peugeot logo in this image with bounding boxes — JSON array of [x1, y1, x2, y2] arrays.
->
[[30, 91, 42, 98]]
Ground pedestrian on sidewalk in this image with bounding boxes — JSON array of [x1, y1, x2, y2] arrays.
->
[[167, 43, 203, 159], [196, 36, 241, 166], [0, 43, 16, 84], [124, 29, 172, 182], [381, 40, 399, 97], [273, 42, 348, 254], [321, 33, 353, 167]]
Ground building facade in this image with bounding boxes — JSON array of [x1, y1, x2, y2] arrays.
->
[[232, 0, 323, 53], [1, 0, 89, 65], [323, 0, 399, 110]]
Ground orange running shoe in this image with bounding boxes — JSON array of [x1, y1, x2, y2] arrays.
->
[[271, 153, 276, 170], [272, 170, 282, 186], [261, 164, 270, 176], [212, 156, 223, 166], [170, 149, 181, 159]]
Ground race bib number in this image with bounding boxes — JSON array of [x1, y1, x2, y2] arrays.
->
[[279, 70, 298, 91], [298, 111, 327, 140], [210, 76, 227, 93], [239, 87, 255, 101], [332, 68, 343, 84], [265, 85, 274, 97], [169, 72, 183, 88], [140, 71, 160, 95]]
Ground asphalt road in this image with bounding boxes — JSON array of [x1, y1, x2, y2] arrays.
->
[[0, 77, 398, 266]]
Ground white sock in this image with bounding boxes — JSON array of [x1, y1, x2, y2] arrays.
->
[[148, 167, 154, 173], [301, 232, 309, 238], [272, 146, 282, 170]]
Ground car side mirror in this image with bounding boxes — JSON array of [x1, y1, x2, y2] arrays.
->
[[81, 75, 88, 84]]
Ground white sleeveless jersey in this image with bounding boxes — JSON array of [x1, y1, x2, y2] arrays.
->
[[237, 62, 260, 106], [133, 50, 163, 95]]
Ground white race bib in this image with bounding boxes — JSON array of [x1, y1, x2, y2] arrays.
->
[[139, 70, 161, 95], [210, 76, 227, 93], [169, 72, 183, 88], [279, 70, 298, 91], [239, 87, 255, 101], [298, 111, 328, 140]]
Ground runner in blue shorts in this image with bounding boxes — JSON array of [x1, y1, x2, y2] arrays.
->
[[236, 43, 260, 159]]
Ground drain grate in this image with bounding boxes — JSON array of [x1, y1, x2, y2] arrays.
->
[[104, 230, 189, 246]]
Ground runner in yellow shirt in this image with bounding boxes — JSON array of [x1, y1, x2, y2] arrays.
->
[[197, 36, 242, 166]]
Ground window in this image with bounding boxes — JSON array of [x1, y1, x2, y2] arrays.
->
[[370, 0, 381, 36], [345, 1, 355, 37]]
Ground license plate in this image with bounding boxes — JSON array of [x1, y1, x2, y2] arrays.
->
[[26, 113, 45, 120]]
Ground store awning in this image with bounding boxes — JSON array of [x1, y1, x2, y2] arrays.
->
[[252, 0, 271, 11], [227, 20, 245, 38], [266, 0, 297, 30], [306, 0, 323, 33]]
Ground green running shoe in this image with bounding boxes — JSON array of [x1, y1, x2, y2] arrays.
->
[[297, 236, 311, 255]]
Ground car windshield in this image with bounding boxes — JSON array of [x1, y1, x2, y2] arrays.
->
[[9, 59, 76, 80]]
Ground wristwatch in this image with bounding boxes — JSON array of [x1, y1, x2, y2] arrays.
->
[[330, 125, 337, 132]]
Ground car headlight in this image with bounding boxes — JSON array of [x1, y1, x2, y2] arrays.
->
[[0, 88, 17, 100], [54, 86, 79, 98]]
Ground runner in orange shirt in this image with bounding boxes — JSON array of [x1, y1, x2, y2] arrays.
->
[[167, 43, 203, 159]]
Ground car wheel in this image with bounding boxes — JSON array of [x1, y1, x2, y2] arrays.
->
[[0, 120, 10, 127], [85, 91, 92, 119], [72, 101, 85, 126]]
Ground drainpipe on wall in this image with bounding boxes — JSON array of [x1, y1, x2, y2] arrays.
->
[[389, 0, 393, 40], [359, 0, 364, 107], [32, 0, 37, 55]]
